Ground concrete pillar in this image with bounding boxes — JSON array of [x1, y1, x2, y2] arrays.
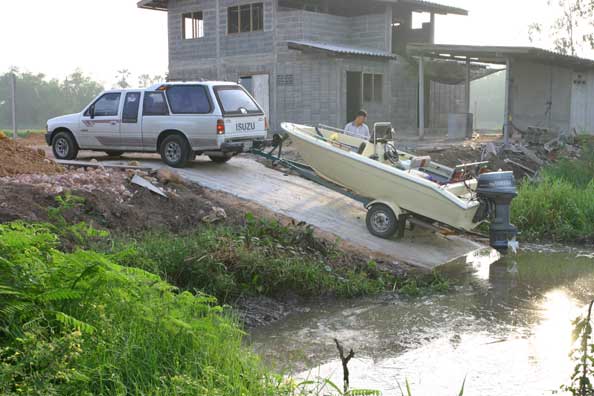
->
[[503, 58, 512, 146], [11, 73, 17, 139], [215, 0, 221, 80], [430, 13, 435, 43], [418, 56, 425, 140], [464, 58, 471, 114]]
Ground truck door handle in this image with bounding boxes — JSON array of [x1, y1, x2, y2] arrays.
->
[[110, 121, 118, 125]]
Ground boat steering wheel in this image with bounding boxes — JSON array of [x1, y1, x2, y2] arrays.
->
[[384, 142, 400, 165]]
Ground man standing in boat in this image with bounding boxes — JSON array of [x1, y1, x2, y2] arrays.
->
[[344, 110, 370, 140]]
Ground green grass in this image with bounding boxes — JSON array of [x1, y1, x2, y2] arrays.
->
[[100, 214, 449, 302], [0, 129, 45, 138], [0, 221, 293, 396], [511, 139, 594, 243], [104, 217, 395, 302]]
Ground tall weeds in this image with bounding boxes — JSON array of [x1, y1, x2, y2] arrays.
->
[[0, 222, 290, 395], [511, 140, 594, 243]]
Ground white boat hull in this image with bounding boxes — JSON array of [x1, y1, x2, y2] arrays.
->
[[281, 123, 481, 231]]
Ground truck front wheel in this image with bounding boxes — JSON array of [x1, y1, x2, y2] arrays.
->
[[52, 131, 79, 160], [160, 135, 190, 168]]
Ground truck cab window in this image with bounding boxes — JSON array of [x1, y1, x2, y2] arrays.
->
[[143, 92, 169, 116], [87, 93, 121, 117], [123, 92, 141, 123]]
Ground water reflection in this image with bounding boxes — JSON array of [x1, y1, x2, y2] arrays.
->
[[249, 250, 594, 396]]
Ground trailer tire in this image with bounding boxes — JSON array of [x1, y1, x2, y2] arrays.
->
[[366, 204, 402, 239]]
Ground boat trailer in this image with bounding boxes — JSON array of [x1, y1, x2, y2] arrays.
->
[[250, 134, 483, 242]]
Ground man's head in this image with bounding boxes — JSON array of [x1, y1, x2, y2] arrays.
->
[[354, 110, 367, 126]]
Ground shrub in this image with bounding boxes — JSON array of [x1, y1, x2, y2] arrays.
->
[[0, 222, 289, 396]]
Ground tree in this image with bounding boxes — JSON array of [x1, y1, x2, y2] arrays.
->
[[0, 69, 103, 130], [115, 69, 131, 89], [529, 0, 594, 56]]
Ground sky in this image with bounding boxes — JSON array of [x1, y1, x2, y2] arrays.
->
[[0, 0, 586, 87]]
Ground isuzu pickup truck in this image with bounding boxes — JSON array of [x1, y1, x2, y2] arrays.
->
[[46, 81, 268, 167]]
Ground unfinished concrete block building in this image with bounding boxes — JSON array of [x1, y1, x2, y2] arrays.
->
[[138, 0, 468, 134]]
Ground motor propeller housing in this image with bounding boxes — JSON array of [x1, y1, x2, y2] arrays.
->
[[476, 171, 518, 251]]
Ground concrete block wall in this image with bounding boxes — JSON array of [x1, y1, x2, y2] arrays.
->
[[511, 60, 573, 133], [274, 54, 341, 129], [168, 0, 218, 72], [349, 13, 389, 51], [390, 60, 419, 135], [219, 0, 275, 56]]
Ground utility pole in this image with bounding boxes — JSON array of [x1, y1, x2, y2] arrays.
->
[[10, 73, 17, 139]]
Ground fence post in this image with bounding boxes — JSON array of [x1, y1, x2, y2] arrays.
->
[[10, 73, 17, 139]]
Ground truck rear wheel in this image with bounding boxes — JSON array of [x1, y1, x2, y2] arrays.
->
[[52, 131, 79, 160], [366, 204, 403, 239], [160, 135, 190, 168]]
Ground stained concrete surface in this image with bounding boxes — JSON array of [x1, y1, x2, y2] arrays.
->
[[98, 155, 486, 269]]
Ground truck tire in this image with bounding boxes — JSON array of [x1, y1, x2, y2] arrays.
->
[[209, 155, 233, 164], [160, 135, 190, 168], [52, 131, 79, 160], [366, 204, 402, 239]]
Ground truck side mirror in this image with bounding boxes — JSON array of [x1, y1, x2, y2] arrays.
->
[[89, 105, 95, 119]]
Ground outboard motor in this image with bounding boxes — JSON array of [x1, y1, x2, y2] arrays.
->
[[475, 171, 518, 251]]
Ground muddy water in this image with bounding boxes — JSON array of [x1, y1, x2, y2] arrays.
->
[[249, 248, 594, 396]]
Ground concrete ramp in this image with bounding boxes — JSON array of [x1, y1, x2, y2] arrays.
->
[[104, 156, 485, 269]]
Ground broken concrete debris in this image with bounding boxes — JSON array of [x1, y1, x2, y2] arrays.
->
[[131, 175, 168, 198], [156, 168, 183, 184], [201, 207, 227, 224]]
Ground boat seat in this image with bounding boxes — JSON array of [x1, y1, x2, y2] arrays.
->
[[408, 156, 432, 170]]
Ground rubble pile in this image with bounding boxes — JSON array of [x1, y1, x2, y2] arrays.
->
[[0, 168, 134, 201], [497, 127, 582, 177], [0, 134, 63, 177]]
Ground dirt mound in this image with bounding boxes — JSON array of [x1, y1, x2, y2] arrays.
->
[[0, 135, 62, 177], [0, 168, 247, 233]]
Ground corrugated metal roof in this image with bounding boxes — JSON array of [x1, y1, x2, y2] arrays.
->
[[138, 0, 467, 15], [407, 43, 594, 69], [287, 40, 398, 59]]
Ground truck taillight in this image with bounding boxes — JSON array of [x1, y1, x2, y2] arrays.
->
[[217, 119, 225, 135], [265, 117, 269, 130]]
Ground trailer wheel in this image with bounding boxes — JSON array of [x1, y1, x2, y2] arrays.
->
[[366, 204, 403, 239]]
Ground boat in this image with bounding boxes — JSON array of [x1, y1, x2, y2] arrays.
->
[[280, 122, 518, 251]]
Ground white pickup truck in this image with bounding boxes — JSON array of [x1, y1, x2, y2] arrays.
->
[[45, 81, 268, 167]]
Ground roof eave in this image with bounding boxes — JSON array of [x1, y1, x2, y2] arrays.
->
[[137, 0, 168, 11], [394, 0, 468, 16]]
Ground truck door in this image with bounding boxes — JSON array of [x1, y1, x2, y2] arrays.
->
[[79, 92, 122, 149], [120, 92, 143, 150], [141, 91, 170, 150]]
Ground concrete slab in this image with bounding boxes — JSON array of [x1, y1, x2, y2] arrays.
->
[[102, 156, 485, 269]]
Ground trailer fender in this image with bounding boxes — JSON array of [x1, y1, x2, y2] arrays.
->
[[365, 200, 403, 219]]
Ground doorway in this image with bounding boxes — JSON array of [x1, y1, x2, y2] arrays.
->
[[346, 72, 362, 124], [240, 74, 270, 117]]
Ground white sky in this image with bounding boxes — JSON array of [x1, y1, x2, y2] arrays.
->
[[0, 0, 587, 87]]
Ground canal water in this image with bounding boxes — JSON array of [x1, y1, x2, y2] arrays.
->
[[249, 247, 594, 396]]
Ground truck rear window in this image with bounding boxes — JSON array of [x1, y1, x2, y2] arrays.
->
[[166, 85, 211, 114], [214, 86, 262, 115]]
